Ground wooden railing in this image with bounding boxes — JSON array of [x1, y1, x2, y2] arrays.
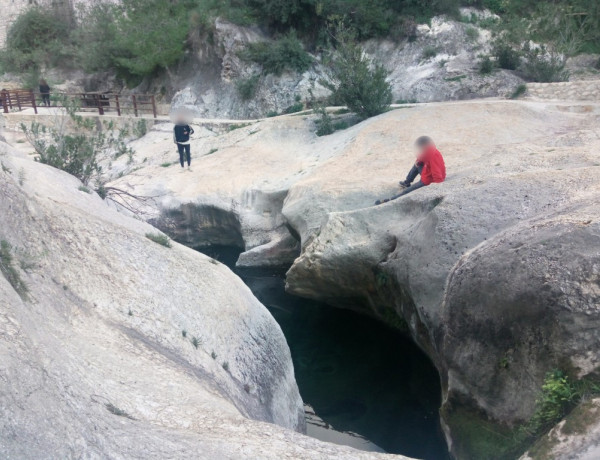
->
[[1, 89, 37, 114], [1, 89, 157, 118]]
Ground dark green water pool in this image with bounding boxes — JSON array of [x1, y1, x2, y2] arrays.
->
[[199, 246, 449, 459]]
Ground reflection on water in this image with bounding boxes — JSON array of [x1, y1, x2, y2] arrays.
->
[[197, 246, 449, 459]]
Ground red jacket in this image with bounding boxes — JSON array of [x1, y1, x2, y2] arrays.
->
[[418, 146, 446, 186]]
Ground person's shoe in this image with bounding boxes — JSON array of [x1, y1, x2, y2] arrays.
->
[[399, 180, 411, 188]]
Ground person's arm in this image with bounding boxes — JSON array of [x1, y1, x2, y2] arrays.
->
[[173, 128, 177, 144], [188, 125, 194, 135]]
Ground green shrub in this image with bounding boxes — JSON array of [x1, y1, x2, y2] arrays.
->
[[145, 233, 172, 248], [236, 74, 261, 100], [315, 106, 334, 136], [21, 97, 133, 186], [465, 26, 479, 41], [242, 32, 313, 76], [479, 56, 494, 74], [0, 8, 74, 72], [0, 240, 28, 300], [321, 28, 392, 119], [493, 42, 521, 70], [511, 84, 527, 99], [521, 45, 569, 82], [266, 110, 279, 117], [283, 101, 304, 114], [421, 45, 439, 61]]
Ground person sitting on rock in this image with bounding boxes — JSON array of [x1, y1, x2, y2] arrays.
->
[[173, 118, 195, 170], [375, 136, 446, 205]]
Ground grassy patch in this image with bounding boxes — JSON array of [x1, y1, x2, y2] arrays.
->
[[145, 233, 171, 248], [445, 74, 468, 82], [222, 361, 229, 372], [511, 84, 528, 99], [421, 45, 439, 61], [445, 370, 600, 460], [0, 240, 28, 300], [236, 74, 260, 101], [105, 402, 135, 420], [78, 185, 91, 193], [160, 162, 172, 168], [227, 123, 251, 132], [207, 148, 218, 155]]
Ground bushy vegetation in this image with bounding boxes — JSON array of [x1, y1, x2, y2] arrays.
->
[[21, 97, 133, 188], [321, 27, 392, 119], [236, 74, 261, 100], [1, 8, 73, 73], [241, 32, 313, 76], [1, 0, 597, 88], [0, 240, 29, 300], [145, 233, 172, 248]]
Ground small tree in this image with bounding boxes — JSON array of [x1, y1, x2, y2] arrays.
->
[[321, 25, 392, 119], [21, 97, 132, 187]]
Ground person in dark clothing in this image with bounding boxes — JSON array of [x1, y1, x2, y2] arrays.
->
[[39, 79, 51, 107], [173, 119, 195, 169], [375, 136, 446, 205]]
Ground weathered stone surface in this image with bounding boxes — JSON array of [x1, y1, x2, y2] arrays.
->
[[0, 139, 412, 459], [102, 98, 600, 457], [521, 399, 600, 460]]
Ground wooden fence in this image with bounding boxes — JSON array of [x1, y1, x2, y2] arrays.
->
[[1, 89, 157, 118]]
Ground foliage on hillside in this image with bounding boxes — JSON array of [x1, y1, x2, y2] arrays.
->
[[0, 0, 597, 84]]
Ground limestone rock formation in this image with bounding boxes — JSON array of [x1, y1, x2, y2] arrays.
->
[[521, 399, 600, 460], [0, 139, 410, 459], [169, 13, 525, 119], [107, 97, 600, 457]]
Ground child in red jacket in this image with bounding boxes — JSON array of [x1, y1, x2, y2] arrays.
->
[[376, 136, 446, 205]]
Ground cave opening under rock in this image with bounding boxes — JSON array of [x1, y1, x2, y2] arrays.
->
[[195, 244, 449, 459]]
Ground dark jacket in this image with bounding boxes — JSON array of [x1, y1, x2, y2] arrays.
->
[[39, 84, 50, 95], [173, 124, 194, 143]]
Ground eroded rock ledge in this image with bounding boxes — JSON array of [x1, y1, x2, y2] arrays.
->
[[109, 99, 600, 457]]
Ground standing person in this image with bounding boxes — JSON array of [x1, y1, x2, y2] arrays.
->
[[173, 118, 195, 170], [39, 79, 51, 107], [375, 136, 446, 205]]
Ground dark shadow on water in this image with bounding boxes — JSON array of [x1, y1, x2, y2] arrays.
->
[[197, 246, 449, 460]]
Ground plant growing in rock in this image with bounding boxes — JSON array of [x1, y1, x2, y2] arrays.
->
[[321, 24, 392, 120], [521, 45, 569, 83], [222, 361, 230, 372], [236, 74, 261, 101], [145, 233, 172, 248], [241, 32, 313, 76], [191, 336, 200, 349], [0, 240, 28, 300], [479, 56, 495, 74]]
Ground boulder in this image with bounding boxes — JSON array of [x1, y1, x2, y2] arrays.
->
[[0, 139, 412, 459], [105, 98, 600, 457]]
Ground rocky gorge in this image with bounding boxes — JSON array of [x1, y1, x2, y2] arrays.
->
[[0, 137, 410, 459], [102, 95, 600, 458]]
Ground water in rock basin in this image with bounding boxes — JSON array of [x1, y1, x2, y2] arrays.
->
[[198, 246, 449, 460]]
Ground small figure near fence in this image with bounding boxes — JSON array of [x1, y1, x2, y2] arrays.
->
[[39, 79, 51, 107], [173, 116, 195, 170]]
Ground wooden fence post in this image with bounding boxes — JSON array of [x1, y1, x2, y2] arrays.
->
[[132, 95, 138, 117], [151, 95, 157, 119], [16, 92, 22, 111], [96, 94, 104, 116], [29, 89, 37, 114], [115, 95, 121, 116], [1, 91, 8, 114]]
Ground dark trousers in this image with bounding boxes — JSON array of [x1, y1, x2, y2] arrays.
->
[[41, 94, 50, 106], [177, 143, 191, 167], [391, 162, 425, 200]]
